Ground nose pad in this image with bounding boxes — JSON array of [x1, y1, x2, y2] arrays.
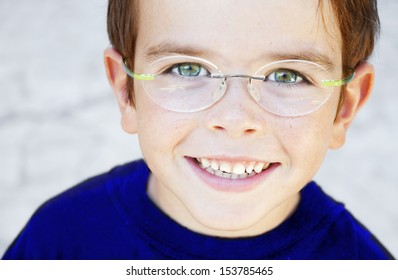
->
[[207, 79, 266, 137], [211, 79, 227, 102], [247, 82, 261, 102]]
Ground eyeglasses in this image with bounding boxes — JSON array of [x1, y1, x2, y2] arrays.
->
[[121, 55, 355, 117]]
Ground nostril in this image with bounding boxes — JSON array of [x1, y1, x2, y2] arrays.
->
[[211, 124, 258, 136], [213, 125, 225, 132], [245, 128, 257, 134]]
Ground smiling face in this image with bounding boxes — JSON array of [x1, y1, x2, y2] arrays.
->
[[105, 0, 374, 237]]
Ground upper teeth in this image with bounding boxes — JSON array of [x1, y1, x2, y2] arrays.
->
[[196, 158, 270, 177]]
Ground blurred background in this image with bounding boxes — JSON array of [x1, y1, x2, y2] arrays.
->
[[0, 0, 397, 258]]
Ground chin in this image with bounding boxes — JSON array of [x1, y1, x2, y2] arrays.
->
[[189, 208, 270, 238]]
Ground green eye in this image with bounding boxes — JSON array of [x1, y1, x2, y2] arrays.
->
[[273, 69, 299, 83], [177, 63, 202, 77], [267, 69, 304, 84]]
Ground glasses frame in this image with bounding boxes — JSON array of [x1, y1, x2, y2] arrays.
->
[[121, 56, 355, 115]]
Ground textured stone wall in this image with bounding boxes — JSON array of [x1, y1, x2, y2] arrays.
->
[[1, 0, 397, 258]]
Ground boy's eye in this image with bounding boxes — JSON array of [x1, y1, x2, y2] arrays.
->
[[267, 69, 303, 84], [171, 63, 208, 77]]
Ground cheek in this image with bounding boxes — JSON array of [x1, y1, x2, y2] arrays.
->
[[297, 92, 339, 152], [276, 105, 337, 178], [134, 92, 196, 159]]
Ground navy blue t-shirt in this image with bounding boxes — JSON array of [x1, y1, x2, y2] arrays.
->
[[2, 159, 394, 259]]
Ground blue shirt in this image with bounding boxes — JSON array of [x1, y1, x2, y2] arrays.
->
[[2, 159, 394, 259]]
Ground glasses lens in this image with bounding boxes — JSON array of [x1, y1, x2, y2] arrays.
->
[[251, 60, 334, 116], [141, 56, 224, 112]]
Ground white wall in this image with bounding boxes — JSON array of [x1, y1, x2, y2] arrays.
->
[[0, 0, 397, 258]]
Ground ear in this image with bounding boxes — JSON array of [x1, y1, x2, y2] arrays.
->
[[103, 47, 137, 134], [329, 63, 374, 149]]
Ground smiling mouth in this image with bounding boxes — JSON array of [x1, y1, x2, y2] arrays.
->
[[193, 157, 273, 179]]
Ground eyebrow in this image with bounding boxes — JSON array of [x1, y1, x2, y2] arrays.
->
[[267, 51, 336, 72], [144, 42, 212, 62], [143, 42, 336, 72]]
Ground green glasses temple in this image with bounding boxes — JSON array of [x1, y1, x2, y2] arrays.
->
[[320, 73, 355, 86], [121, 59, 355, 86], [122, 60, 155, 81]]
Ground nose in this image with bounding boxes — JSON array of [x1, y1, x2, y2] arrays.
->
[[205, 78, 267, 138]]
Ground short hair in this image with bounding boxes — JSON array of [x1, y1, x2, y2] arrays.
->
[[107, 0, 380, 107]]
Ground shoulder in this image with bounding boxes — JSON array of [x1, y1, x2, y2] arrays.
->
[[298, 182, 393, 259], [32, 159, 148, 218], [2, 159, 149, 259], [287, 182, 392, 260], [327, 209, 394, 259]]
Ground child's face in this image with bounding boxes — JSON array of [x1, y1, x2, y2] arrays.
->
[[108, 0, 372, 237]]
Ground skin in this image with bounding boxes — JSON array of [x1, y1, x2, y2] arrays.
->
[[104, 0, 374, 238]]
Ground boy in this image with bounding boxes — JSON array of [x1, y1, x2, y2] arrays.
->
[[2, 0, 394, 259]]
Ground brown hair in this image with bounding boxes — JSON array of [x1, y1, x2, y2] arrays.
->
[[107, 0, 140, 104], [107, 0, 380, 107]]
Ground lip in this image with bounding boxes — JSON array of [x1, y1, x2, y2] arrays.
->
[[185, 156, 279, 192]]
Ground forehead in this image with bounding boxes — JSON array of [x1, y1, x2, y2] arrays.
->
[[136, 0, 341, 67]]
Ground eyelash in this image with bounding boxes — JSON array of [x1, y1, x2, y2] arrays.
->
[[265, 70, 313, 87], [163, 63, 210, 77]]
